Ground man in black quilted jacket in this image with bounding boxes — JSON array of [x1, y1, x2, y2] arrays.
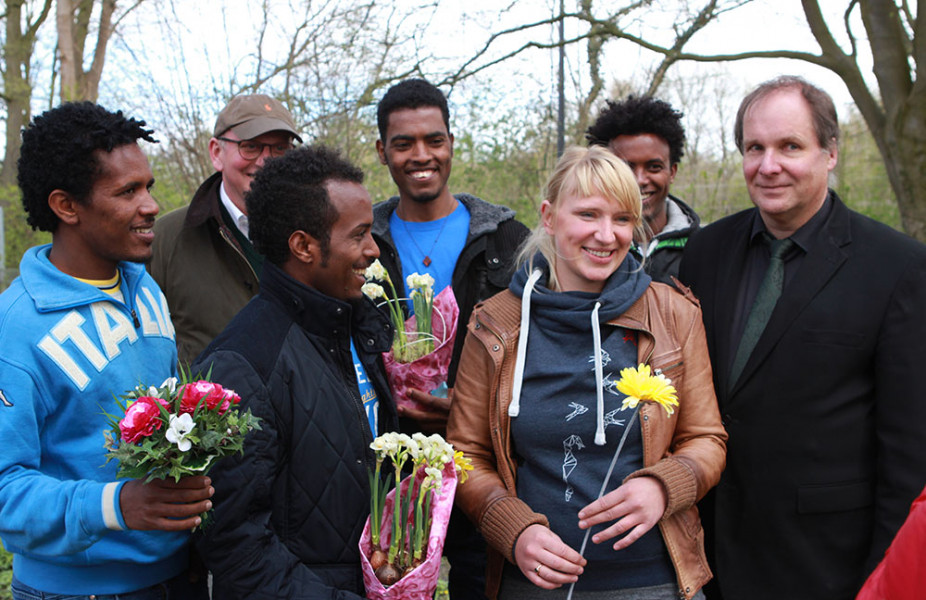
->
[[193, 145, 398, 599]]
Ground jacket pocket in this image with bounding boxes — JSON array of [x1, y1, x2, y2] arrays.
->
[[797, 480, 873, 514], [651, 349, 684, 379]]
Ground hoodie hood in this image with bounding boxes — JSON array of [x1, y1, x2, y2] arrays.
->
[[507, 252, 651, 444]]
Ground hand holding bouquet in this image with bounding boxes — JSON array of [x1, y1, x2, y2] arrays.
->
[[103, 372, 261, 523]]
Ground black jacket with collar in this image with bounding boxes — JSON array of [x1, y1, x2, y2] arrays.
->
[[679, 191, 926, 600], [372, 193, 530, 387], [193, 261, 398, 599]]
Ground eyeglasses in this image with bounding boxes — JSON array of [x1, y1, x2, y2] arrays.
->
[[217, 137, 295, 160]]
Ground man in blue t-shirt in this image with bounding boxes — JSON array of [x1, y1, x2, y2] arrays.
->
[[372, 78, 530, 600], [0, 103, 213, 599]]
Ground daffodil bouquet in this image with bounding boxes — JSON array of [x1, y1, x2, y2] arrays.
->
[[360, 432, 472, 600], [363, 260, 441, 362], [103, 372, 261, 485], [363, 260, 460, 409]]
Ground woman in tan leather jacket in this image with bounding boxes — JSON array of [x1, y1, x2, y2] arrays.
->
[[447, 147, 727, 600]]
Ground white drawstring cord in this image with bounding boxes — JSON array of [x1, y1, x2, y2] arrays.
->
[[509, 269, 543, 417], [591, 301, 606, 445]]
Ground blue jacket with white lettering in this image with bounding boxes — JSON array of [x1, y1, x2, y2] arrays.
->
[[0, 245, 187, 595]]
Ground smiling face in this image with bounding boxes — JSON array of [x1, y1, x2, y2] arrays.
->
[[542, 192, 636, 294], [376, 106, 454, 208], [608, 133, 677, 235], [304, 180, 379, 301], [741, 88, 837, 237], [210, 130, 294, 213], [59, 144, 158, 278]]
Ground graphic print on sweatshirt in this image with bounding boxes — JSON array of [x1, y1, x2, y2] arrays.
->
[[37, 293, 174, 391], [559, 347, 630, 502]]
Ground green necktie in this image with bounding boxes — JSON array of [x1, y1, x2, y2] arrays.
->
[[730, 236, 795, 389]]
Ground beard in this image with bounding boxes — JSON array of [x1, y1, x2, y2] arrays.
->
[[408, 189, 441, 204]]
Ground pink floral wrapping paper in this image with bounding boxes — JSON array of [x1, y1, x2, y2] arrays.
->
[[359, 461, 458, 600], [383, 286, 459, 410]]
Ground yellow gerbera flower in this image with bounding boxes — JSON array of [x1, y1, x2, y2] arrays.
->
[[615, 363, 679, 416]]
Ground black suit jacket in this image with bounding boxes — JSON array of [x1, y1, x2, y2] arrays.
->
[[679, 191, 926, 600]]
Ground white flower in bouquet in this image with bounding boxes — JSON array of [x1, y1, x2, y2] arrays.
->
[[362, 282, 386, 300], [365, 260, 389, 282], [405, 273, 435, 295], [165, 413, 195, 452]]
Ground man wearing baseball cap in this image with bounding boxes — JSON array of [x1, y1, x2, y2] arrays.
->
[[150, 94, 302, 366]]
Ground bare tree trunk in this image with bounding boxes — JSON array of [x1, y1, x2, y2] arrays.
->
[[1, 0, 53, 187], [57, 0, 117, 102]]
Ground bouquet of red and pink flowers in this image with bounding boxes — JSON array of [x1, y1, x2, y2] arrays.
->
[[362, 260, 459, 410], [360, 432, 472, 599], [103, 371, 261, 520]]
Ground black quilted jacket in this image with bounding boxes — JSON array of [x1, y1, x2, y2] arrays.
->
[[193, 261, 398, 599]]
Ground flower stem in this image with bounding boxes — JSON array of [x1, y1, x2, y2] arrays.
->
[[565, 403, 641, 600]]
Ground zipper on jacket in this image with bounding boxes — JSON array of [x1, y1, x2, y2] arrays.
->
[[131, 309, 140, 328], [336, 334, 375, 471], [219, 226, 258, 281], [654, 361, 683, 376]]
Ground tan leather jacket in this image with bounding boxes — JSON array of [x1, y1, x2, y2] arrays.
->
[[447, 282, 727, 599]]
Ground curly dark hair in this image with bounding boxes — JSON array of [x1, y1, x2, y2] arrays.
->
[[17, 102, 156, 232], [585, 96, 686, 165], [376, 78, 451, 140], [246, 145, 364, 267]]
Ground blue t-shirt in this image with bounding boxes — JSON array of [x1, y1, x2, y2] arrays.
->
[[389, 202, 470, 314], [350, 338, 378, 435]]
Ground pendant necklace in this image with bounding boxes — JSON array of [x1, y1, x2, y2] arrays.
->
[[401, 211, 450, 267]]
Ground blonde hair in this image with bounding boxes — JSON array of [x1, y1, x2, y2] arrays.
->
[[517, 145, 644, 290]]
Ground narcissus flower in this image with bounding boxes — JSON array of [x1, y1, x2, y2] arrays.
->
[[616, 363, 679, 416], [364, 259, 389, 282], [362, 282, 386, 300]]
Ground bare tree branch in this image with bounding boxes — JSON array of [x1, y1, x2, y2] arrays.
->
[[646, 0, 723, 94], [842, 0, 860, 59], [858, 0, 913, 108]]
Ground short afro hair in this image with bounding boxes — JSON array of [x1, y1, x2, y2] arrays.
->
[[17, 102, 156, 232], [246, 145, 364, 267], [586, 96, 686, 166], [376, 78, 450, 140]]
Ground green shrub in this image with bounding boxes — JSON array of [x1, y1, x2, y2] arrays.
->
[[1, 185, 50, 292], [0, 545, 11, 600]]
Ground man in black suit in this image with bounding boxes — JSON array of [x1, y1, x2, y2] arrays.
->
[[679, 76, 926, 600]]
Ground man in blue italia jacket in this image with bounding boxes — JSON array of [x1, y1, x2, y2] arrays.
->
[[0, 103, 213, 599], [194, 145, 398, 598]]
